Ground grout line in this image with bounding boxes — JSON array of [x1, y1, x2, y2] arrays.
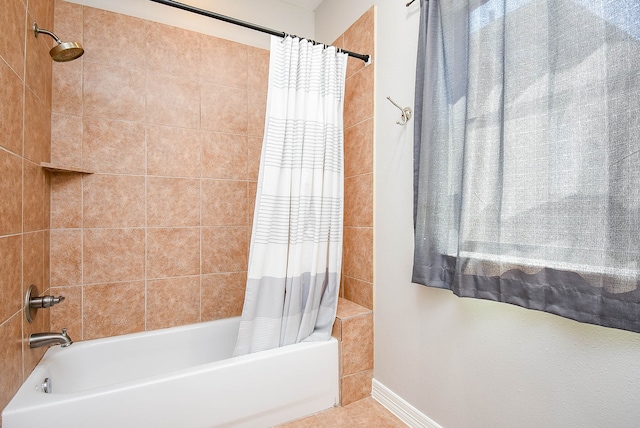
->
[[144, 123, 148, 332]]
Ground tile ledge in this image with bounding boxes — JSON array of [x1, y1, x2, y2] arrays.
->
[[336, 297, 372, 319], [41, 162, 94, 174]]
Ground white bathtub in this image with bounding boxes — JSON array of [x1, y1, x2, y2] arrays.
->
[[2, 317, 339, 428]]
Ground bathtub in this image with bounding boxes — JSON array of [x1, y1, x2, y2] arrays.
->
[[2, 317, 339, 428]]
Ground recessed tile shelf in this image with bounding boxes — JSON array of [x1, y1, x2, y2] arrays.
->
[[40, 162, 94, 174]]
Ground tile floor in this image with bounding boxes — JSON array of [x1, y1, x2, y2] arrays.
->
[[274, 397, 408, 427]]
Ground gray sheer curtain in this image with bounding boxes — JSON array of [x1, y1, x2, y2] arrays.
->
[[413, 0, 640, 332]]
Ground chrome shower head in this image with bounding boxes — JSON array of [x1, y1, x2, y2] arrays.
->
[[33, 22, 84, 62]]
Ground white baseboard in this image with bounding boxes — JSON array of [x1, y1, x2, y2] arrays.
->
[[371, 378, 443, 428]]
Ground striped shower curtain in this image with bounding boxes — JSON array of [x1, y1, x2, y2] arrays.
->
[[233, 36, 348, 356]]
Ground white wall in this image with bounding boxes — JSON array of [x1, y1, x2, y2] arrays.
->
[[317, 1, 640, 427], [66, 0, 315, 49]]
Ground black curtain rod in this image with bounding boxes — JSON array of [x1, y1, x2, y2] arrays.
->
[[149, 0, 371, 63]]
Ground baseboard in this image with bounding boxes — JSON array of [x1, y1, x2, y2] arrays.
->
[[371, 378, 443, 428]]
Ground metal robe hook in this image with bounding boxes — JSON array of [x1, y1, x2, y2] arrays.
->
[[387, 96, 413, 125]]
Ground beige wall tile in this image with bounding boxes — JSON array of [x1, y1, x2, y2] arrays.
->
[[201, 180, 247, 226], [50, 229, 82, 286], [341, 369, 373, 406], [52, 60, 83, 116], [247, 90, 267, 137], [344, 173, 373, 228], [25, 15, 53, 108], [82, 7, 146, 70], [43, 228, 51, 291], [23, 160, 46, 232], [147, 228, 200, 279], [24, 88, 51, 164], [147, 177, 200, 227], [146, 125, 201, 178], [0, 235, 22, 324], [344, 65, 374, 129], [0, 60, 24, 155], [83, 117, 145, 174], [83, 228, 145, 284], [201, 272, 246, 321], [54, 0, 83, 45], [83, 62, 145, 122], [344, 118, 373, 178], [147, 276, 200, 330], [145, 73, 200, 128], [83, 174, 145, 228], [0, 150, 22, 236], [23, 231, 45, 302], [247, 46, 270, 93], [343, 276, 373, 310], [201, 84, 247, 134], [50, 285, 83, 341], [146, 21, 200, 80], [51, 113, 83, 167], [29, 0, 54, 32], [342, 313, 374, 375], [51, 173, 83, 229], [200, 35, 247, 88], [0, 0, 26, 79], [201, 227, 248, 274], [201, 132, 247, 180], [83, 281, 145, 340], [343, 227, 373, 283], [0, 314, 23, 412]]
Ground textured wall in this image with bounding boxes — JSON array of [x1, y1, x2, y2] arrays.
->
[[48, 0, 269, 341], [0, 0, 55, 413]]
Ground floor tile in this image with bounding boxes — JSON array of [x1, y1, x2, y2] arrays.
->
[[274, 397, 407, 428]]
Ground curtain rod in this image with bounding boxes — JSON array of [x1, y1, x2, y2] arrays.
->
[[149, 0, 371, 63]]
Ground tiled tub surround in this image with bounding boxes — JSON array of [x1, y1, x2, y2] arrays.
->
[[0, 0, 55, 414], [334, 7, 376, 404], [45, 0, 374, 413], [49, 1, 375, 345], [337, 7, 375, 312], [48, 1, 270, 341], [333, 298, 374, 406]]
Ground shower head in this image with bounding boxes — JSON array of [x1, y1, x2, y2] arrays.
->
[[33, 22, 84, 62]]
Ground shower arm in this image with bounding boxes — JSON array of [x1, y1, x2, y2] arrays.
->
[[33, 23, 63, 44]]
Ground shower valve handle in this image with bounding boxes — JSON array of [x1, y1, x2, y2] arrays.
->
[[25, 285, 66, 323], [29, 295, 65, 309]]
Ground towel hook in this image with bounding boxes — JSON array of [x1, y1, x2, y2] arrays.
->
[[387, 96, 413, 125]]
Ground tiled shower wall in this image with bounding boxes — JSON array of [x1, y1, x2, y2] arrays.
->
[[0, 0, 55, 412], [338, 8, 375, 311], [333, 7, 375, 405], [48, 0, 270, 341], [0, 0, 374, 413]]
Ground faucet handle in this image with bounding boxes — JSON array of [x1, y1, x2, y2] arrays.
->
[[25, 285, 66, 323], [30, 294, 65, 309]]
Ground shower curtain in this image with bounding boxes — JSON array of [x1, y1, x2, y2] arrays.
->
[[234, 36, 348, 356]]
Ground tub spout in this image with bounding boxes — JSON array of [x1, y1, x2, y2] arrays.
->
[[29, 328, 73, 348]]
